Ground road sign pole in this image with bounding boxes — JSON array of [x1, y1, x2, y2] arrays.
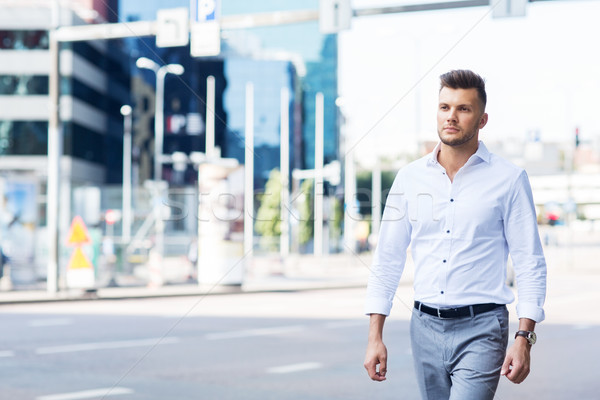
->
[[244, 82, 254, 257], [206, 75, 216, 158], [280, 87, 290, 258], [314, 93, 325, 256]]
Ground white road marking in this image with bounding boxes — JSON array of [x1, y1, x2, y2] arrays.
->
[[35, 337, 179, 355], [29, 318, 73, 327], [36, 387, 133, 400], [205, 325, 305, 340], [0, 351, 15, 358], [266, 362, 323, 374]]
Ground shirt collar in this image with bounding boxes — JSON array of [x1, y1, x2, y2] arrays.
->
[[427, 140, 491, 166]]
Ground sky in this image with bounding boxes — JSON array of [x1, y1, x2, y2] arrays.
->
[[339, 0, 600, 163]]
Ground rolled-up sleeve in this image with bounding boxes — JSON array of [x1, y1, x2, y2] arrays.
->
[[364, 174, 412, 316], [504, 170, 547, 322]]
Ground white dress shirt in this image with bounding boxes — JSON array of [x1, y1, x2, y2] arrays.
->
[[365, 141, 547, 322]]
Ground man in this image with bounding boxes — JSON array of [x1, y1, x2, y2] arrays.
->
[[363, 70, 546, 400]]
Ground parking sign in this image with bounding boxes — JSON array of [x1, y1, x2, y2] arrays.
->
[[192, 0, 218, 22]]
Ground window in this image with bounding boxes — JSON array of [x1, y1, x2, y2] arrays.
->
[[0, 120, 48, 155], [0, 30, 49, 50], [0, 75, 48, 95]]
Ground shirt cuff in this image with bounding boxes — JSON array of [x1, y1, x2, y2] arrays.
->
[[364, 297, 393, 316], [516, 302, 545, 323]]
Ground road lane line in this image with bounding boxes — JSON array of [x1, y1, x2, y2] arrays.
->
[[29, 318, 73, 327], [205, 325, 305, 340], [266, 362, 323, 374], [36, 387, 133, 400], [0, 351, 15, 358], [36, 337, 179, 355]]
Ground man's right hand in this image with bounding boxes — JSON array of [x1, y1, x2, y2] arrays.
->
[[364, 339, 388, 381]]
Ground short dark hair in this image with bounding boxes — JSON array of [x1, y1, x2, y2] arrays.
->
[[439, 70, 487, 108]]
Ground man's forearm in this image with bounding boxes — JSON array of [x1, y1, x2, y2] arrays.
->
[[368, 313, 386, 341]]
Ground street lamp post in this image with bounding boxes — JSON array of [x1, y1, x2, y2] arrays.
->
[[120, 105, 133, 243], [135, 57, 184, 182], [135, 57, 184, 286]]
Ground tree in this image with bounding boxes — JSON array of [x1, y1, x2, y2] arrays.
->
[[298, 179, 314, 246], [255, 169, 282, 250]]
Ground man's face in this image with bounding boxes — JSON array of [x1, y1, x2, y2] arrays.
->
[[437, 87, 488, 147]]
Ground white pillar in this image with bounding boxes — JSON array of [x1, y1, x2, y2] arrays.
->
[[314, 92, 324, 256], [206, 75, 216, 159], [372, 162, 382, 237], [244, 82, 254, 256], [344, 149, 356, 252], [121, 106, 133, 242], [46, 26, 61, 294], [280, 87, 290, 257], [154, 69, 166, 181]]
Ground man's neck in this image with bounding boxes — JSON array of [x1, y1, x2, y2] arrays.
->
[[437, 141, 479, 181]]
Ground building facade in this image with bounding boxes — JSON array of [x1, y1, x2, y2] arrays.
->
[[0, 0, 129, 281]]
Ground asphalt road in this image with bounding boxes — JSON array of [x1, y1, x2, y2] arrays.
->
[[1, 281, 599, 400]]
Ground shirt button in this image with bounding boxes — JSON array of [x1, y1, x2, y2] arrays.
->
[[446, 230, 450, 233], [450, 198, 454, 202], [443, 259, 447, 263], [440, 291, 444, 294]]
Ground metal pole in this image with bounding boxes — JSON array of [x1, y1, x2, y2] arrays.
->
[[152, 69, 167, 284], [154, 69, 166, 182], [314, 92, 324, 256], [121, 106, 133, 242], [46, 0, 61, 294], [344, 149, 356, 252], [206, 75, 216, 159], [372, 162, 382, 237], [280, 87, 290, 258], [244, 82, 254, 256]]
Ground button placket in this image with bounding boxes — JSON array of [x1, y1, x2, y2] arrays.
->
[[439, 182, 457, 302]]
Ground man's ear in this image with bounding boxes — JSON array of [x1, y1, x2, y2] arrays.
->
[[479, 113, 488, 129]]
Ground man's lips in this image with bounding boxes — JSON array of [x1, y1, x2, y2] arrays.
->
[[444, 126, 459, 132]]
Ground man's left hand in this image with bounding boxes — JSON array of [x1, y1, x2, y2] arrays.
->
[[501, 338, 531, 384]]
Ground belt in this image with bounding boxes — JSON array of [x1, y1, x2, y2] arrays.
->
[[414, 301, 504, 319]]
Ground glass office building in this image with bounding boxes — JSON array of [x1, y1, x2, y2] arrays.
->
[[120, 0, 339, 184]]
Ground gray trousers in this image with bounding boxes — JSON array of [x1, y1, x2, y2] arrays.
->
[[410, 305, 509, 400]]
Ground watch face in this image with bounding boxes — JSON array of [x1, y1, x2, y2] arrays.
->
[[528, 331, 537, 345]]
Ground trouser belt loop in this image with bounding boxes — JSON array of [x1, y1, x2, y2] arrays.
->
[[469, 305, 474, 318]]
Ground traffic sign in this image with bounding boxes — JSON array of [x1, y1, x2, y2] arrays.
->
[[319, 0, 352, 34], [491, 0, 527, 18], [66, 216, 91, 246], [192, 0, 218, 22], [67, 247, 94, 270], [190, 21, 221, 57], [156, 8, 189, 48], [105, 209, 122, 225]]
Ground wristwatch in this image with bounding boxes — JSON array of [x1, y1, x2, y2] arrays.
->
[[514, 330, 537, 345]]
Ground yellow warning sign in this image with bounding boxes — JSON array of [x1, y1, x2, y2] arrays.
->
[[66, 216, 91, 246], [67, 247, 93, 270]]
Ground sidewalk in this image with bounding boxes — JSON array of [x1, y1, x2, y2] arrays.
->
[[0, 252, 375, 305]]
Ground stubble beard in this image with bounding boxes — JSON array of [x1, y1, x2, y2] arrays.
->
[[437, 124, 479, 147]]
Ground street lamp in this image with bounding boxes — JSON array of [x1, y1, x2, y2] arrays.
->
[[135, 57, 184, 182], [120, 105, 133, 243], [135, 57, 184, 287]]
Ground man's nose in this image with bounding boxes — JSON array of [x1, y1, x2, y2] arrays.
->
[[447, 108, 458, 121]]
